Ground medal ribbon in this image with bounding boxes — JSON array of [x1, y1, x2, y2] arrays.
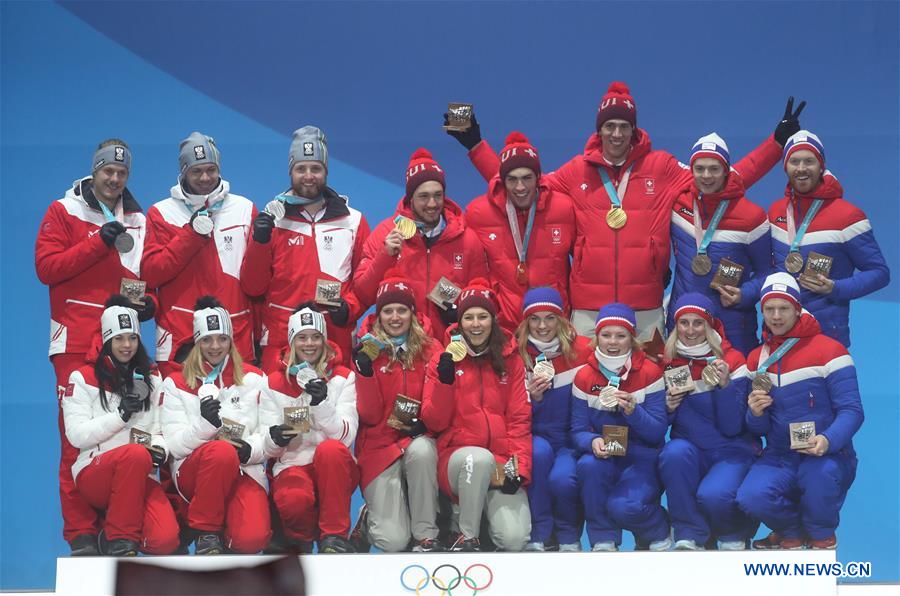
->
[[276, 192, 316, 206], [97, 198, 125, 225], [598, 166, 633, 210], [692, 195, 730, 255], [786, 197, 824, 253], [288, 361, 311, 376], [755, 338, 800, 376], [505, 198, 537, 266], [202, 358, 228, 385], [598, 364, 622, 388]]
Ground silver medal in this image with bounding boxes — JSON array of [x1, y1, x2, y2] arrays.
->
[[192, 213, 214, 236], [198, 383, 219, 401], [296, 367, 319, 390], [264, 199, 286, 221], [114, 232, 134, 253]]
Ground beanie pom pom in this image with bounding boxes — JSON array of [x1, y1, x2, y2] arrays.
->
[[384, 267, 406, 279], [105, 294, 134, 309], [469, 277, 491, 288], [504, 131, 530, 145], [410, 147, 433, 161], [194, 295, 223, 310], [607, 81, 631, 95]]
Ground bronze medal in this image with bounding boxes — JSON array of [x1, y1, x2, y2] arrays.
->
[[701, 364, 720, 387], [785, 251, 804, 274], [114, 231, 134, 253], [691, 254, 713, 276], [598, 385, 619, 409], [516, 262, 528, 285], [605, 206, 627, 230], [532, 359, 555, 382], [752, 374, 773, 393], [393, 215, 417, 240]]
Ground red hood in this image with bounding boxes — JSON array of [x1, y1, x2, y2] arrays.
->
[[393, 195, 466, 240], [582, 127, 652, 169], [782, 171, 844, 205], [485, 174, 554, 213], [762, 311, 821, 349]]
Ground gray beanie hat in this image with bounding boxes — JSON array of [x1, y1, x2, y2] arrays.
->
[[288, 125, 328, 171], [179, 131, 220, 175], [92, 144, 132, 173]]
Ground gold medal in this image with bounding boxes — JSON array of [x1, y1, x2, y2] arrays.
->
[[701, 364, 720, 386], [515, 261, 528, 285], [606, 206, 627, 230], [393, 215, 417, 240], [445, 340, 467, 362], [785, 251, 804, 274], [691, 254, 713, 276], [752, 374, 773, 393]]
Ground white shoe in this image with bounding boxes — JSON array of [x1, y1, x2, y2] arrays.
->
[[558, 542, 582, 552], [524, 541, 545, 552], [649, 535, 673, 552], [591, 541, 618, 552], [718, 539, 747, 551], [674, 539, 704, 551]]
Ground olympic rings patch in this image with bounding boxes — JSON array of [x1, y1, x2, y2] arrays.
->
[[400, 563, 494, 594]]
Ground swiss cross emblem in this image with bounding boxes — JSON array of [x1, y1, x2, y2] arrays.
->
[[453, 253, 463, 270], [395, 282, 408, 291], [645, 179, 655, 195], [551, 227, 561, 244], [525, 148, 536, 158]]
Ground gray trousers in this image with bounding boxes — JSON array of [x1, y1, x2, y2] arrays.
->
[[571, 306, 664, 341], [447, 446, 531, 552], [363, 436, 439, 552]]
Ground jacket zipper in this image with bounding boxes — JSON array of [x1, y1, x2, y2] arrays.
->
[[479, 362, 491, 448]]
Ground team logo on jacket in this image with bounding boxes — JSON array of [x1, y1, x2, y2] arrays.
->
[[453, 253, 463, 270], [303, 142, 314, 156], [64, 383, 75, 398], [499, 373, 509, 385], [288, 235, 303, 246], [645, 179, 655, 195], [114, 147, 125, 162], [206, 315, 221, 331], [775, 216, 787, 223], [679, 206, 693, 217], [591, 383, 603, 392], [193, 145, 206, 160], [551, 227, 561, 244], [324, 235, 334, 251], [488, 233, 497, 241], [223, 236, 233, 251]]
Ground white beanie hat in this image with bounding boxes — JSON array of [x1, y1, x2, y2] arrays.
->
[[101, 305, 140, 343], [288, 307, 327, 345], [193, 306, 233, 341]]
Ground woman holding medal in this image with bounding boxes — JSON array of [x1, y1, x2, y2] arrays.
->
[[63, 295, 179, 556], [421, 279, 532, 552], [160, 297, 272, 555], [515, 287, 592, 552], [347, 271, 442, 553], [571, 303, 668, 551], [736, 274, 863, 550], [768, 131, 890, 347], [657, 293, 759, 551], [259, 304, 359, 554]]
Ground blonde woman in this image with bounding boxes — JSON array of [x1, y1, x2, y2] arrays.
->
[[259, 303, 359, 553], [160, 296, 271, 555]]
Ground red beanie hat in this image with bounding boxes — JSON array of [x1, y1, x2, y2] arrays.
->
[[457, 278, 497, 317], [404, 148, 445, 202], [375, 268, 417, 313], [499, 132, 541, 181], [596, 81, 637, 131]]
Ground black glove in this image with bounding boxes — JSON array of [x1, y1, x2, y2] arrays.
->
[[500, 475, 523, 495], [269, 424, 293, 448], [352, 345, 374, 378], [199, 397, 222, 428], [327, 298, 350, 327], [148, 446, 166, 467], [773, 96, 807, 147], [399, 418, 427, 438], [443, 111, 482, 151], [252, 212, 275, 244], [437, 352, 456, 385], [135, 296, 156, 322], [233, 439, 252, 464], [306, 379, 328, 406], [438, 302, 458, 327], [118, 391, 144, 422], [99, 221, 126, 247]]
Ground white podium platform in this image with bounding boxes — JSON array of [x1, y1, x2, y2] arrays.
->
[[55, 550, 856, 595]]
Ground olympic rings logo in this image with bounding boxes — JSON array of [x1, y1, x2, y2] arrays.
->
[[400, 563, 494, 594]]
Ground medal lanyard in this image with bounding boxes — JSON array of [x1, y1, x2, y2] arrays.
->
[[505, 198, 537, 264], [202, 358, 228, 386], [598, 363, 622, 387], [97, 198, 124, 225], [692, 195, 730, 255], [755, 338, 799, 376], [786, 195, 823, 253], [598, 166, 633, 209]]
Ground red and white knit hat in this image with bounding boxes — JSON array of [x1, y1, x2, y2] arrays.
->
[[499, 132, 541, 180], [457, 278, 498, 317], [375, 268, 417, 313], [404, 148, 445, 202], [596, 82, 637, 130]]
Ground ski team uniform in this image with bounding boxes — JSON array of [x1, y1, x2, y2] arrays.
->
[[35, 177, 147, 541], [63, 368, 179, 554], [240, 189, 369, 370], [160, 362, 271, 553], [142, 180, 256, 373], [736, 312, 863, 543]]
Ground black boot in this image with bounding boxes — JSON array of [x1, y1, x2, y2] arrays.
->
[[318, 534, 355, 553], [349, 504, 371, 553], [194, 532, 224, 555], [98, 531, 139, 557], [69, 533, 100, 557]]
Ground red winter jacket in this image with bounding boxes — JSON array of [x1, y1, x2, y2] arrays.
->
[[464, 171, 576, 332], [353, 198, 488, 339], [421, 331, 532, 498], [142, 181, 256, 363], [353, 313, 441, 491], [36, 178, 148, 357], [469, 132, 781, 311], [240, 188, 370, 365]]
